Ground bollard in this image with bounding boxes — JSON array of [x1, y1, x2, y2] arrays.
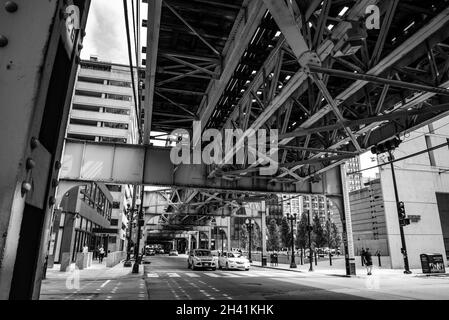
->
[[377, 253, 382, 267], [329, 252, 332, 266], [314, 251, 317, 266]]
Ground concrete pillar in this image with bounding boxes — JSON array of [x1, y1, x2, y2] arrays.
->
[[196, 231, 200, 249], [227, 217, 231, 251], [336, 164, 356, 275], [187, 234, 191, 253], [59, 214, 76, 271], [208, 228, 212, 249]]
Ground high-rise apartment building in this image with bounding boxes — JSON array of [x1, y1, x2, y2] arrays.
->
[[64, 57, 140, 254], [346, 157, 363, 192], [349, 178, 389, 256]]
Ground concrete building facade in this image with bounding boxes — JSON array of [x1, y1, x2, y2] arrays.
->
[[349, 179, 389, 256], [376, 118, 449, 269]]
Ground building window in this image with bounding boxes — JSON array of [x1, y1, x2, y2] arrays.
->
[[80, 61, 112, 72], [104, 107, 130, 115], [108, 80, 131, 88], [112, 201, 121, 209], [110, 219, 119, 226], [105, 93, 132, 101], [102, 122, 129, 130], [67, 134, 96, 141], [78, 76, 104, 85], [75, 90, 102, 98], [100, 137, 127, 143], [72, 104, 101, 112], [106, 185, 122, 192], [70, 119, 98, 127]]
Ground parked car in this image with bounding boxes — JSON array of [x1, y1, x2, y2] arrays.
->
[[158, 248, 165, 254], [169, 250, 179, 256], [210, 250, 220, 265], [145, 248, 155, 256], [187, 249, 216, 270], [218, 251, 250, 271]]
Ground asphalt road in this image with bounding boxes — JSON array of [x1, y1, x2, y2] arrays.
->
[[143, 254, 367, 300]]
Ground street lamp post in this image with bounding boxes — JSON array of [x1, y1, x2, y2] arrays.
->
[[287, 213, 297, 268], [132, 197, 142, 274], [245, 218, 255, 263], [307, 210, 313, 272]]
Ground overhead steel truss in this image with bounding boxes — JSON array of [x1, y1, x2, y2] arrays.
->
[[62, 0, 449, 221]]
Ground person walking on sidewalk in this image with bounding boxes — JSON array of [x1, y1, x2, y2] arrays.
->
[[99, 245, 105, 263], [363, 248, 373, 275]]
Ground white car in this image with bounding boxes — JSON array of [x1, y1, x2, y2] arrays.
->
[[218, 251, 250, 270], [187, 249, 217, 270]]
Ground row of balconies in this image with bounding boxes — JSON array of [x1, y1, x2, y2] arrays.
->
[[67, 124, 128, 138], [76, 81, 133, 96], [70, 109, 130, 124], [73, 95, 133, 109]]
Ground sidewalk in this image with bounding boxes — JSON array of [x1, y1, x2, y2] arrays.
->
[[251, 257, 425, 278], [40, 260, 148, 300]]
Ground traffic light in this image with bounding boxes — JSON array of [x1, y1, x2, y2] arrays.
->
[[398, 201, 406, 219], [400, 218, 410, 227], [371, 137, 402, 154]]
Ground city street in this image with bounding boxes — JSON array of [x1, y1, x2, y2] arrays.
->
[[39, 255, 449, 300], [143, 255, 449, 300]]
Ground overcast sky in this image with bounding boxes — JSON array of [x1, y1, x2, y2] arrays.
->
[[81, 1, 377, 178], [81, 0, 146, 65]]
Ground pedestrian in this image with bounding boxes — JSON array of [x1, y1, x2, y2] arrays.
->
[[98, 245, 105, 263], [361, 247, 366, 266], [364, 248, 373, 275]]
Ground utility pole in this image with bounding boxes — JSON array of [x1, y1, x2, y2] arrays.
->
[[388, 151, 412, 274]]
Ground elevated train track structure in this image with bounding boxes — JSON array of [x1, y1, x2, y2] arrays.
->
[[62, 0, 449, 215]]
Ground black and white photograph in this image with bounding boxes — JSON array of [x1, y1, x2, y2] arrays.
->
[[1, 0, 449, 314]]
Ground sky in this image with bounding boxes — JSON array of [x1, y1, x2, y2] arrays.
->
[[81, 1, 377, 179], [81, 0, 146, 65]]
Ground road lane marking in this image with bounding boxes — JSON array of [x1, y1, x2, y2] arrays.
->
[[147, 273, 159, 278], [100, 280, 111, 288], [167, 273, 180, 277], [219, 272, 242, 278], [204, 272, 220, 277], [185, 273, 200, 277]]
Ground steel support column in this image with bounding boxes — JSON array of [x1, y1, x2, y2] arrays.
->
[[143, 0, 162, 144]]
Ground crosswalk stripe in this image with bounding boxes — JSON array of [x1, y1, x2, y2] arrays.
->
[[203, 272, 221, 277], [167, 273, 180, 277], [241, 272, 258, 277], [218, 272, 242, 278], [147, 273, 159, 278], [185, 273, 200, 278]]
